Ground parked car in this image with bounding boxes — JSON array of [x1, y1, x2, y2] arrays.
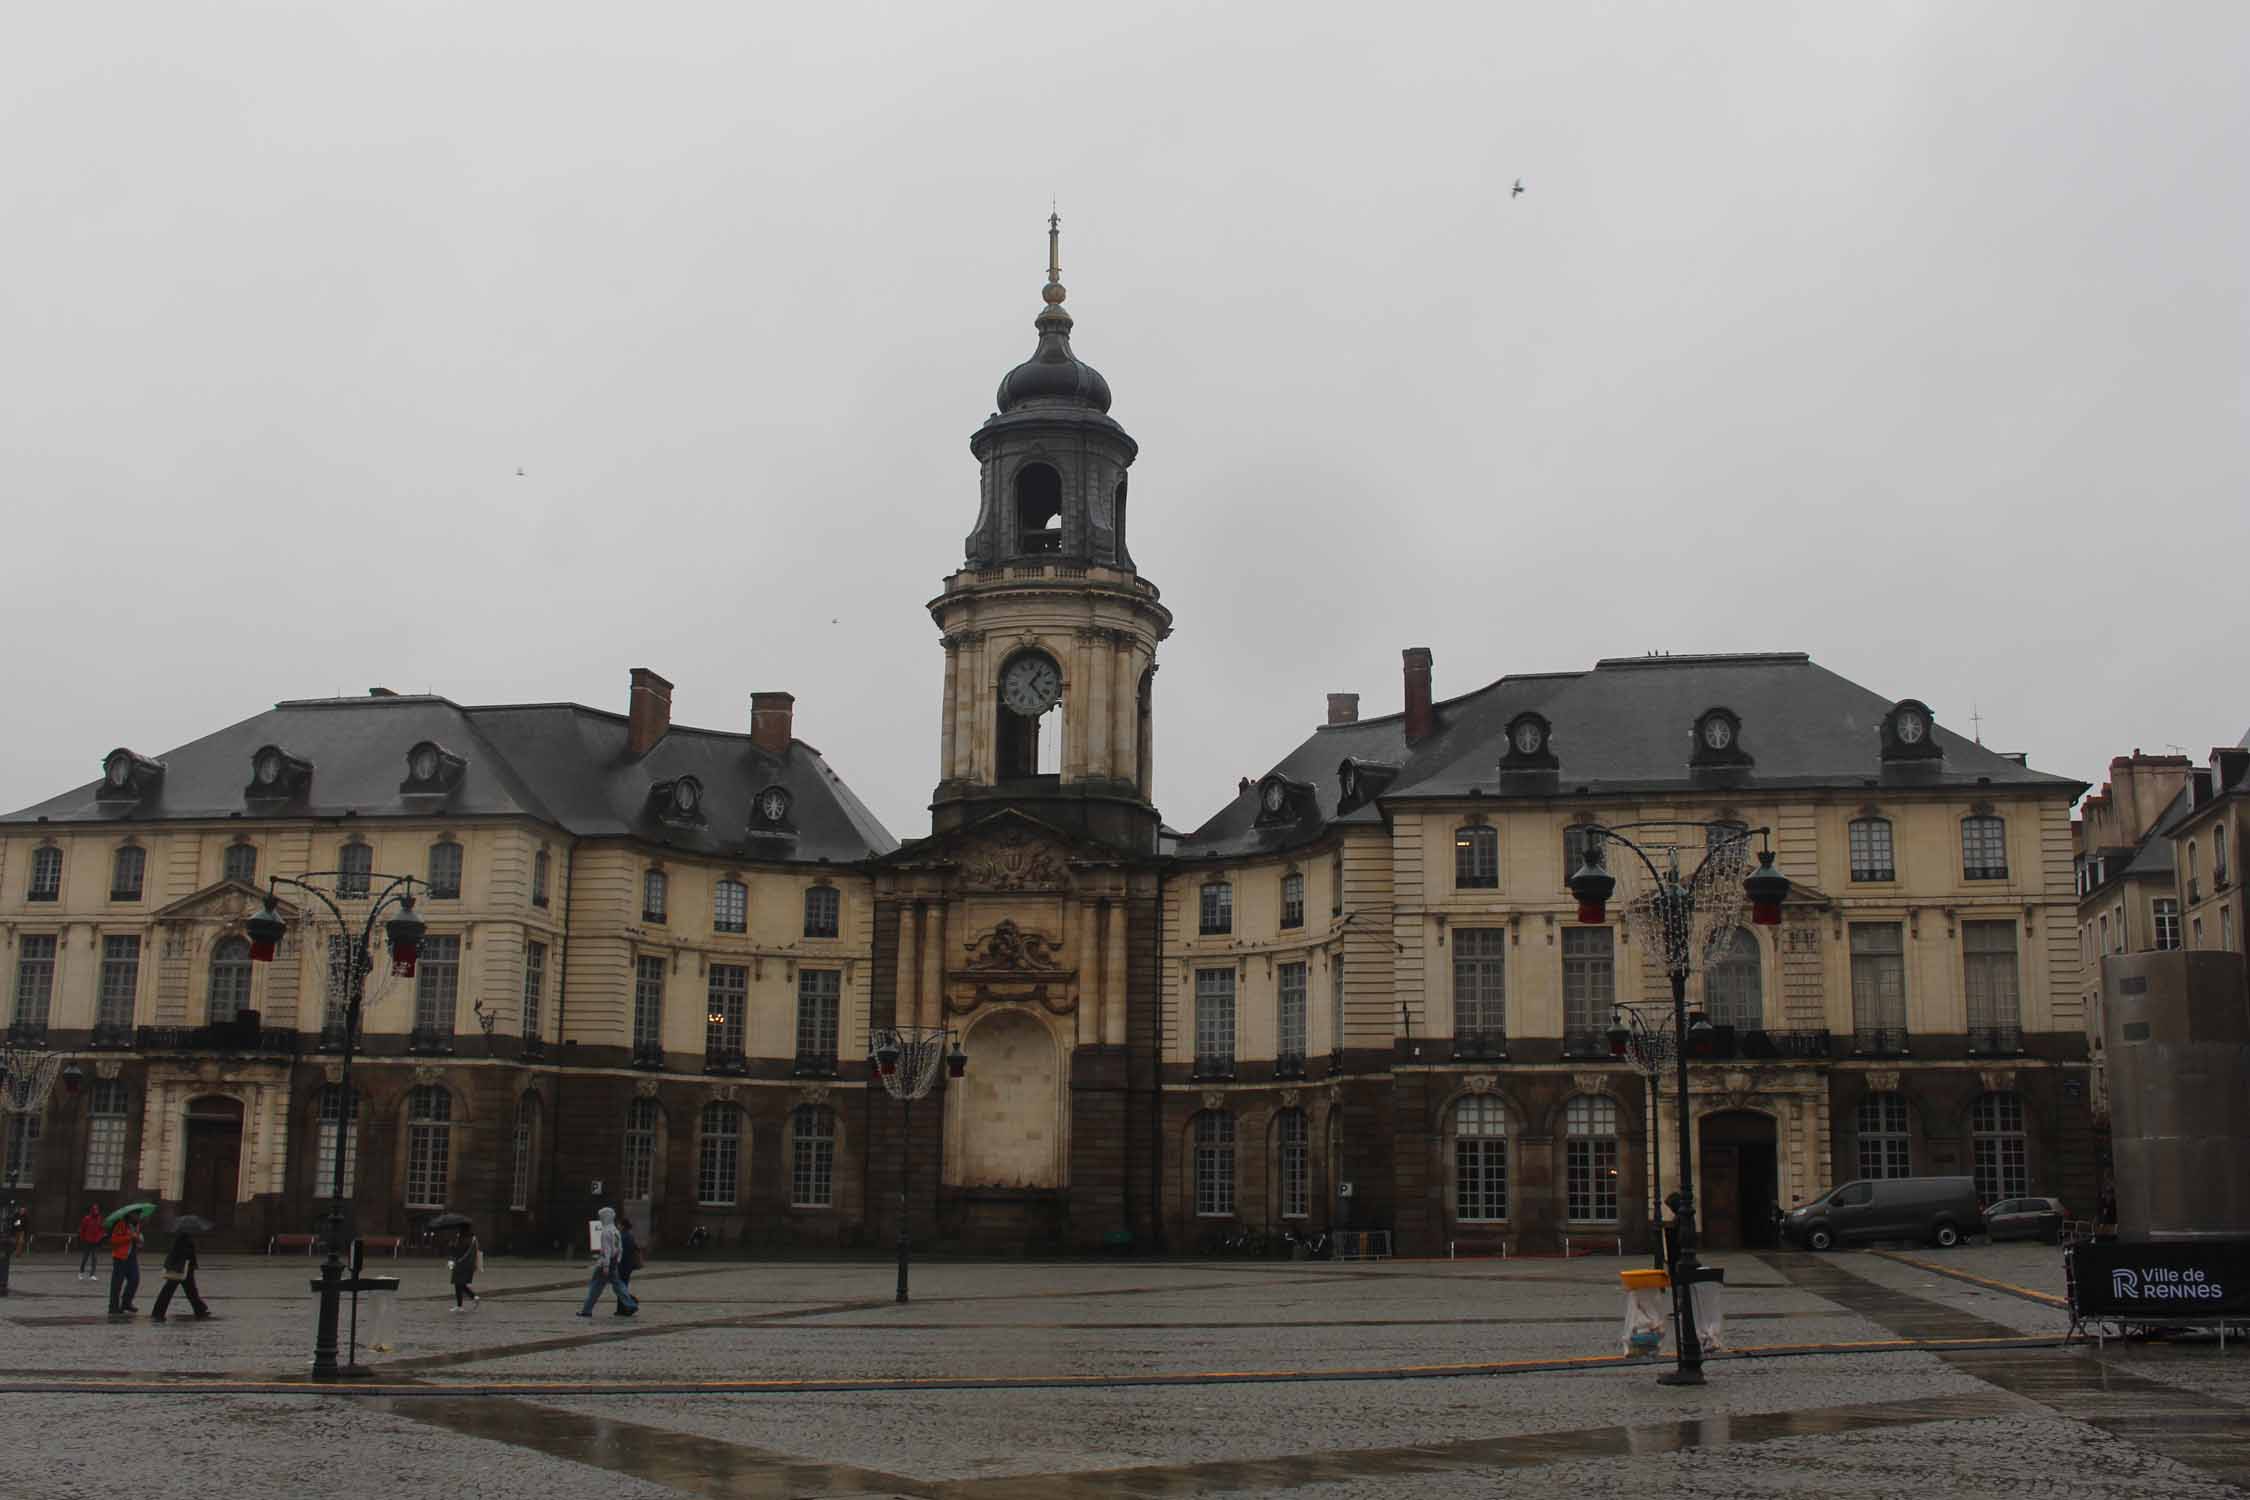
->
[[1780, 1175, 1983, 1251], [1983, 1196, 2067, 1244]]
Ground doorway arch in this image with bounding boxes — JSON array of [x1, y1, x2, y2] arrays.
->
[[948, 1008, 1063, 1189], [1697, 1109, 1778, 1250], [181, 1094, 246, 1231]]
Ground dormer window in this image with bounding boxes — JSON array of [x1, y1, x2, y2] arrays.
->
[[1880, 700, 1943, 762], [650, 776, 705, 827], [1690, 708, 1752, 768], [1501, 713, 1557, 771], [1254, 776, 1309, 827], [401, 740, 468, 795], [1336, 757, 1401, 816], [246, 744, 314, 801], [98, 748, 164, 804], [751, 785, 794, 833]]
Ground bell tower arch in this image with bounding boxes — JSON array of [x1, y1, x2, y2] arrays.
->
[[932, 216, 1171, 851]]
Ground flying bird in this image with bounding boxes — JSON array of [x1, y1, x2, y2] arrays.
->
[[515, 468, 526, 477], [1512, 179, 1525, 198]]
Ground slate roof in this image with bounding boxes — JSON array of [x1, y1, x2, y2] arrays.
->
[[2, 695, 898, 863], [2116, 787, 2192, 881], [1178, 653, 2085, 859]]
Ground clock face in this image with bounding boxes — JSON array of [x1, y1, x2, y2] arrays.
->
[[1896, 711, 1926, 744], [255, 751, 282, 785], [759, 789, 789, 822], [1512, 720, 1544, 756], [1001, 654, 1062, 716], [106, 755, 131, 787], [1262, 781, 1286, 813], [1701, 716, 1734, 751], [410, 746, 439, 782]]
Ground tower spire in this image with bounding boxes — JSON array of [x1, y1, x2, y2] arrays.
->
[[1039, 210, 1070, 327]]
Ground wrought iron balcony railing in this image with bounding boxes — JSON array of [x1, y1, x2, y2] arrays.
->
[[1451, 1029, 1508, 1061], [1966, 1024, 2024, 1055], [137, 1024, 299, 1057], [406, 1025, 455, 1056], [89, 1022, 135, 1050], [519, 1035, 547, 1061], [704, 1046, 749, 1076], [1682, 1025, 1835, 1062], [630, 1040, 666, 1071], [1562, 1027, 1611, 1058], [791, 1050, 839, 1078], [1853, 1026, 1910, 1056], [5, 1021, 48, 1046], [1190, 1055, 1236, 1082], [1274, 1049, 1307, 1080]]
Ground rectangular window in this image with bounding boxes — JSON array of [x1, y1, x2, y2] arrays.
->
[[97, 935, 140, 1033], [2153, 899, 2181, 951], [623, 1102, 657, 1200], [714, 879, 748, 935], [633, 955, 666, 1056], [1562, 826, 1600, 888], [643, 870, 668, 924], [1455, 1134, 1508, 1223], [1849, 923, 1907, 1044], [531, 849, 550, 907], [1566, 1099, 1621, 1222], [510, 1109, 533, 1211], [791, 1110, 836, 1208], [1962, 817, 2008, 881], [796, 968, 841, 1067], [28, 847, 62, 902], [1849, 819, 1895, 882], [404, 1121, 449, 1209], [1562, 927, 1614, 1047], [317, 1093, 358, 1199], [1280, 873, 1304, 930], [222, 843, 258, 885], [337, 844, 371, 898], [1194, 967, 1236, 1075], [84, 1082, 130, 1192], [706, 964, 747, 1058], [804, 885, 839, 939], [5, 1115, 39, 1188], [111, 845, 146, 901], [13, 935, 57, 1028], [698, 1110, 741, 1207], [413, 935, 460, 1034], [1278, 1111, 1309, 1218], [428, 843, 463, 899], [1962, 921, 2021, 1040], [1857, 1094, 1911, 1180], [1454, 827, 1498, 889], [1451, 928, 1506, 1050], [1200, 883, 1233, 936], [521, 941, 546, 1041], [1277, 962, 1307, 1064]]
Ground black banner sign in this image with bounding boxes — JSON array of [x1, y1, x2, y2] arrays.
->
[[2070, 1240, 2250, 1320]]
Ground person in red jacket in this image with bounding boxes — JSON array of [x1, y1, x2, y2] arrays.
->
[[77, 1204, 105, 1281]]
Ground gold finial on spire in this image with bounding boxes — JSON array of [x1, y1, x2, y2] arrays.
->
[[1045, 208, 1064, 306]]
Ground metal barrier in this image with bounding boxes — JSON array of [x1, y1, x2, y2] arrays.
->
[[1334, 1230, 1392, 1261]]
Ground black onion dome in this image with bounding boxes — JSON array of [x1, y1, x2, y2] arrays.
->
[[995, 252, 1112, 413]]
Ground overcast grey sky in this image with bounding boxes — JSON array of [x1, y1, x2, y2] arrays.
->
[[4, 2, 2245, 838]]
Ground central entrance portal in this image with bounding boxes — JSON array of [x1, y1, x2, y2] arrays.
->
[[1698, 1109, 1778, 1250], [182, 1095, 245, 1234]]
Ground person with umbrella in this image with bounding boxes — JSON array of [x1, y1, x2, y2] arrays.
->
[[151, 1216, 214, 1322], [431, 1214, 480, 1312], [105, 1202, 153, 1315]]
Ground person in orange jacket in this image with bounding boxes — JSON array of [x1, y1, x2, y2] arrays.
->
[[77, 1204, 105, 1281], [107, 1215, 142, 1315]]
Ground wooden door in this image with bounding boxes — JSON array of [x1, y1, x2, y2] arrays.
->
[[182, 1096, 245, 1231], [1700, 1145, 1742, 1249]]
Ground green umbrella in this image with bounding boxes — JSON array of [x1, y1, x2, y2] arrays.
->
[[103, 1202, 157, 1227]]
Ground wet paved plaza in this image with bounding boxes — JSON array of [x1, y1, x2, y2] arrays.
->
[[3, 1243, 2247, 1497]]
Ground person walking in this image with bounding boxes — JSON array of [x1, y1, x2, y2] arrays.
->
[[107, 1214, 143, 1316], [449, 1226, 482, 1312], [77, 1204, 105, 1281], [616, 1213, 642, 1303], [9, 1205, 28, 1257], [576, 1207, 637, 1319], [149, 1229, 212, 1322]]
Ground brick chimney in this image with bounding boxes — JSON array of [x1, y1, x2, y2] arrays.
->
[[1327, 692, 1360, 726], [1402, 647, 1435, 744], [750, 691, 796, 755], [626, 668, 673, 756]]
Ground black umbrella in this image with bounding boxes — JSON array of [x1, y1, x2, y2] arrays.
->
[[424, 1212, 472, 1232], [167, 1215, 216, 1234]]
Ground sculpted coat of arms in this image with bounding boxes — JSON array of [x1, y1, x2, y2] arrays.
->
[[958, 827, 1068, 892]]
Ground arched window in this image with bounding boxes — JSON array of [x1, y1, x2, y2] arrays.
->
[[791, 1104, 836, 1208], [404, 1086, 452, 1209], [622, 1097, 660, 1200], [1280, 872, 1305, 930], [4, 1113, 39, 1187], [1014, 462, 1063, 554], [27, 845, 62, 902], [804, 885, 840, 939], [1972, 1092, 2028, 1203], [1856, 1092, 1911, 1180], [1276, 1108, 1309, 1219], [84, 1079, 132, 1192], [642, 869, 668, 924], [1454, 825, 1498, 889], [510, 1093, 538, 1211], [337, 842, 372, 898], [1199, 881, 1233, 936], [698, 1101, 742, 1207], [1702, 929, 1762, 1028], [208, 937, 254, 1021], [1962, 816, 2008, 881], [1848, 817, 1894, 882], [427, 841, 463, 899], [1455, 1096, 1510, 1222], [1113, 475, 1129, 560], [317, 1085, 360, 1199], [531, 848, 551, 907], [1193, 1111, 1236, 1217], [1564, 1096, 1619, 1223], [714, 877, 747, 934], [2217, 823, 2231, 886], [110, 845, 146, 901], [223, 843, 258, 886]]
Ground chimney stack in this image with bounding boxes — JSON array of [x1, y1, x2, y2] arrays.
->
[[1327, 692, 1360, 726], [626, 668, 674, 756], [1402, 647, 1435, 744], [750, 691, 796, 755]]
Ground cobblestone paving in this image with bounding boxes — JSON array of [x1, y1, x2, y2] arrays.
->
[[3, 1245, 2246, 1498]]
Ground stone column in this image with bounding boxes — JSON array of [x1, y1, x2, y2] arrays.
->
[[1084, 630, 1113, 776], [921, 902, 948, 1030], [897, 906, 920, 1035], [939, 640, 962, 781], [1073, 899, 1099, 1049], [1111, 636, 1136, 787], [1104, 898, 1129, 1048]]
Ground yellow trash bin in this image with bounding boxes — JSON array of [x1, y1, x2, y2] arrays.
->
[[1619, 1267, 1669, 1354]]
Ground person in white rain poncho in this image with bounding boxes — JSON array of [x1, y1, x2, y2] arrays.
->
[[577, 1207, 639, 1319]]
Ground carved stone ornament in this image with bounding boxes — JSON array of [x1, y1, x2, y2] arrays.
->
[[1280, 1088, 1302, 1108], [1571, 1072, 1613, 1097], [1979, 1069, 2017, 1093], [1202, 1091, 1225, 1110], [635, 1078, 660, 1099], [958, 828, 1070, 893], [797, 1082, 832, 1107], [322, 1062, 344, 1084], [1865, 1068, 1902, 1092], [196, 1060, 221, 1083], [712, 1083, 740, 1103], [963, 919, 1062, 973], [95, 1058, 124, 1080], [1464, 1073, 1497, 1095], [412, 1065, 442, 1086]]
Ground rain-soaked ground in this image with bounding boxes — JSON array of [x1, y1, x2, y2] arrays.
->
[[2, 1243, 2246, 1497]]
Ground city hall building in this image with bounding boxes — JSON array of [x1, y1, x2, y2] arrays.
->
[[0, 240, 2097, 1258]]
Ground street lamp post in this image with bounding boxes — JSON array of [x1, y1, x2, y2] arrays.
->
[[869, 1026, 967, 1304], [244, 872, 425, 1380], [0, 1043, 82, 1296], [1607, 1001, 1704, 1272], [1573, 824, 1789, 1387]]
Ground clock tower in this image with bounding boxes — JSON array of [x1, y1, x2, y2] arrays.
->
[[929, 216, 1172, 850]]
